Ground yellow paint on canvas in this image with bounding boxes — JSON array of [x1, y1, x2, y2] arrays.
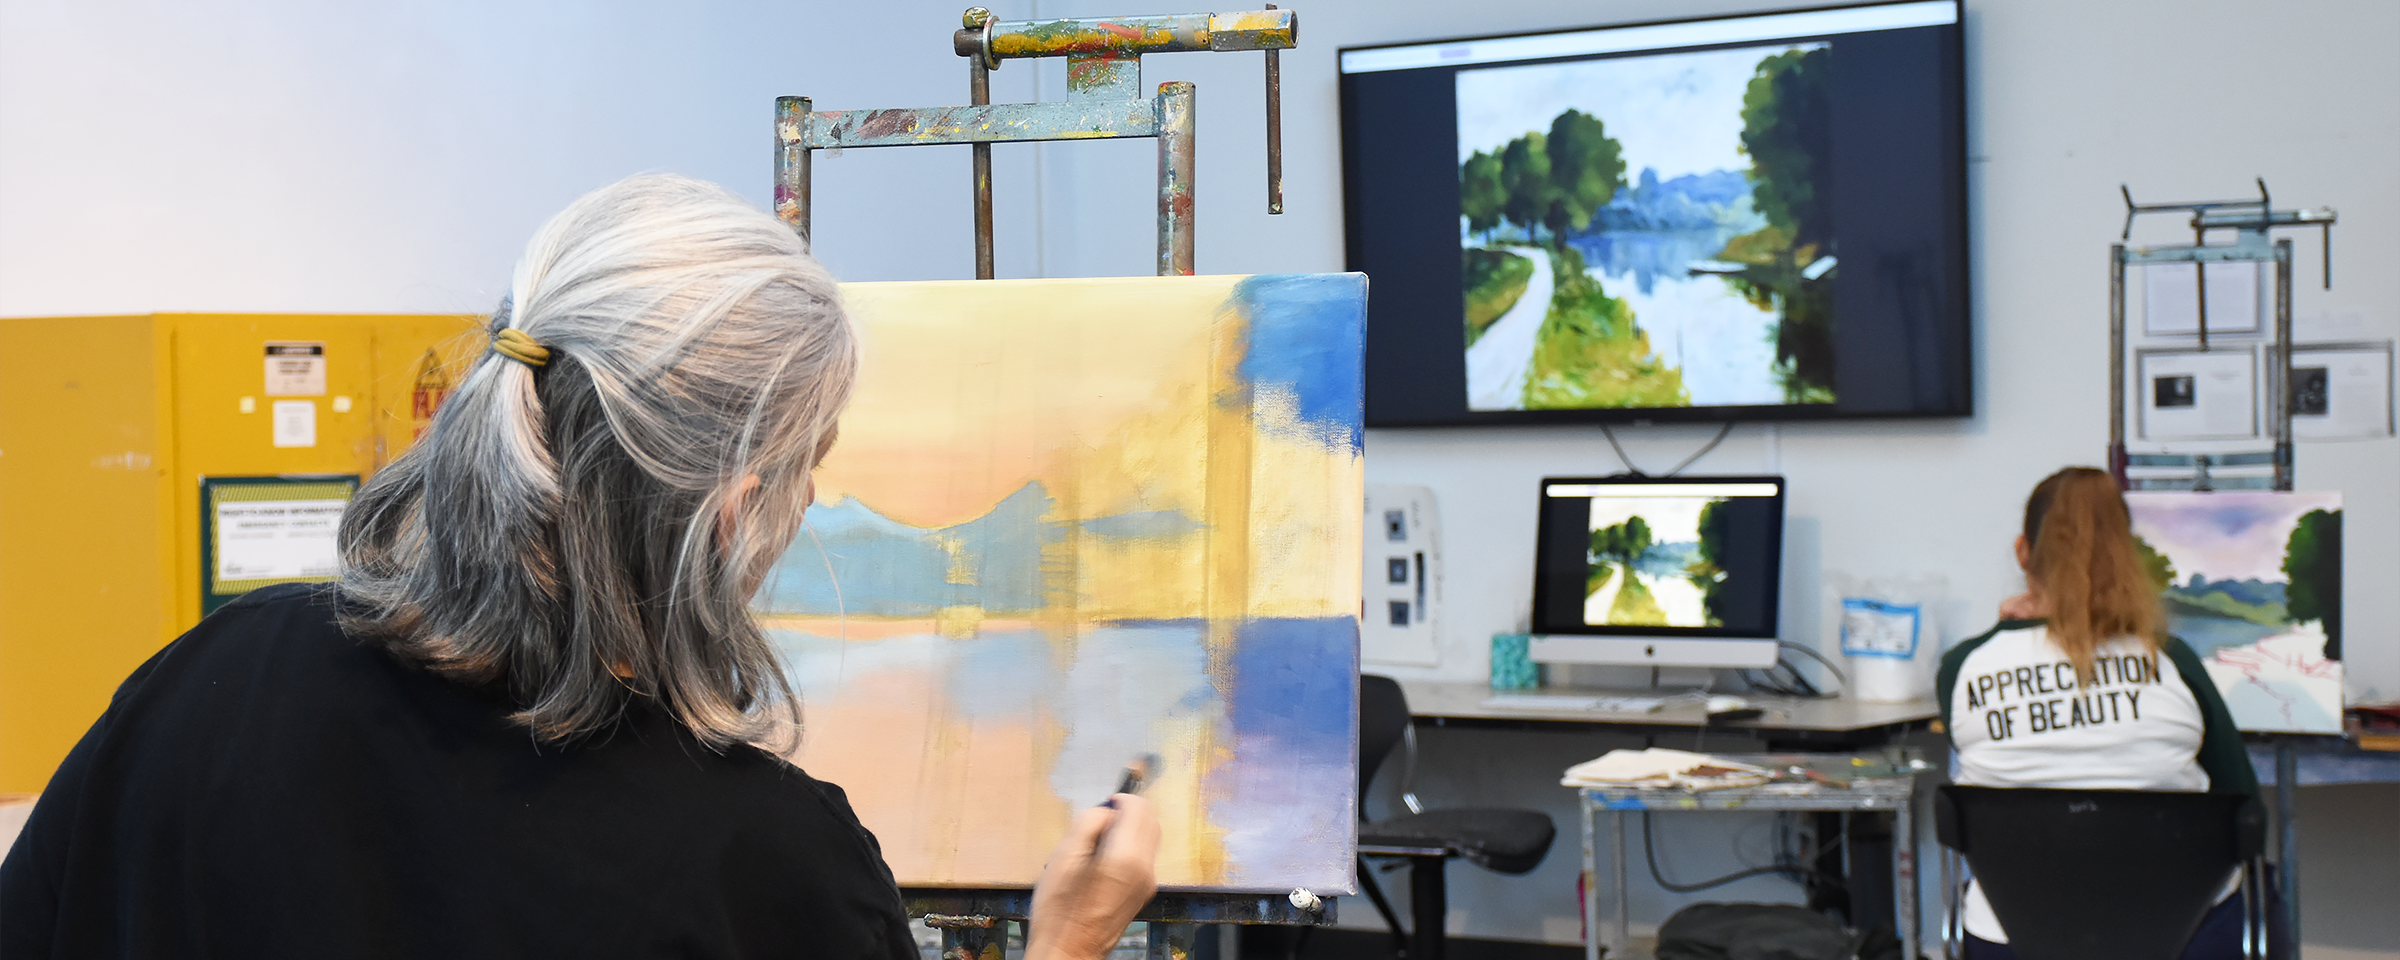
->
[[761, 274, 1365, 891], [817, 276, 1240, 532]]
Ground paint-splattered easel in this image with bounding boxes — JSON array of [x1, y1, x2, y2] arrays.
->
[[777, 6, 1293, 280], [772, 9, 1337, 960], [2106, 182, 2345, 960]]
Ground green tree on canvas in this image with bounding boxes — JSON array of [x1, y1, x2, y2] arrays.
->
[[1739, 48, 1832, 250], [1499, 134, 1554, 237], [1466, 110, 1626, 245], [1589, 515, 1653, 564], [1719, 45, 1836, 404], [1460, 150, 1507, 238], [2133, 534, 2178, 594], [1539, 110, 1626, 240], [2281, 508, 2342, 655], [1621, 515, 1652, 560], [1688, 499, 1732, 626]]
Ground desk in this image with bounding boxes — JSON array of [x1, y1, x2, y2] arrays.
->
[[1397, 681, 1938, 949], [1400, 680, 1939, 746], [1576, 753, 1926, 960]]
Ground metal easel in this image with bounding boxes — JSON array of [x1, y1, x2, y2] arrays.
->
[[2108, 179, 2336, 492], [772, 9, 1334, 958], [2104, 180, 2338, 959], [776, 6, 1294, 279]]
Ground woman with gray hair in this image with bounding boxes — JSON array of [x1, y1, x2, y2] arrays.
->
[[0, 174, 1159, 960]]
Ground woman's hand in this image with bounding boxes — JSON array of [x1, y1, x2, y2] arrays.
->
[[1998, 591, 2046, 619], [1025, 794, 1160, 960]]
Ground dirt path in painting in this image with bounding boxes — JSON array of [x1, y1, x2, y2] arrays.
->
[[1582, 562, 1622, 626], [1464, 245, 1553, 410]]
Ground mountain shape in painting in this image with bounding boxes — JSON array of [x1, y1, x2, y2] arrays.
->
[[757, 482, 1205, 617], [1590, 168, 1761, 234]]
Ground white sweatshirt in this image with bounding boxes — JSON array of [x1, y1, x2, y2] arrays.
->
[[1937, 620, 2256, 943]]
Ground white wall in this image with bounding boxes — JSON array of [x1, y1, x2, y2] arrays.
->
[[5, 0, 2394, 954]]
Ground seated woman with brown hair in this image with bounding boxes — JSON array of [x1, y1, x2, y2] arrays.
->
[[1937, 466, 2276, 959]]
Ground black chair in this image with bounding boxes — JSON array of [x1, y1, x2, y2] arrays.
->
[[1354, 675, 1555, 960], [1935, 785, 2269, 960]]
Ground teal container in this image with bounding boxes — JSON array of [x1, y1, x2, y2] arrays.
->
[[1489, 633, 1540, 690]]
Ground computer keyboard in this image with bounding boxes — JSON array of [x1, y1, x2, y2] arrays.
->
[[1480, 693, 1669, 714]]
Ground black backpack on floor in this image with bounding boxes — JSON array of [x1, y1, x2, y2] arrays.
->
[[1653, 902, 1897, 960]]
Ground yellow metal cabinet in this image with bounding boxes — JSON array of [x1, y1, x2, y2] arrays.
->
[[0, 313, 479, 793]]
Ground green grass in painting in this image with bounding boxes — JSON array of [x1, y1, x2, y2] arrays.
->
[[1462, 248, 1535, 347], [1585, 562, 1616, 599], [2164, 590, 2287, 627], [1608, 572, 1669, 626], [1523, 247, 1687, 409]]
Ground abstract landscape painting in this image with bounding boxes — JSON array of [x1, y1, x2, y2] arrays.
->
[[1582, 495, 1732, 629], [1457, 42, 1834, 411], [753, 274, 1365, 892], [2126, 491, 2344, 734]]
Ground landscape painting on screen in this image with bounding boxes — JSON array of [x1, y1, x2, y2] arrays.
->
[[1583, 496, 1735, 628], [2125, 491, 2344, 734], [1457, 42, 1834, 412]]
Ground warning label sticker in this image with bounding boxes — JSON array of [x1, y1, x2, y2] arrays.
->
[[264, 341, 326, 396]]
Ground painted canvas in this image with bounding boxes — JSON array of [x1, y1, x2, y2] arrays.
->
[[753, 274, 1365, 893], [1456, 42, 1834, 411], [2125, 491, 2344, 734]]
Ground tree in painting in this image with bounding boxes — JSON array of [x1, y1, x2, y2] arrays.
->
[[1684, 499, 1731, 627], [2281, 508, 2342, 656], [1589, 514, 1653, 563], [2134, 534, 2178, 594], [1541, 110, 1628, 240], [1460, 151, 1506, 241], [1721, 46, 1836, 403]]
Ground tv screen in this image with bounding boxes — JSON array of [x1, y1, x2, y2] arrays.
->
[[1340, 0, 1968, 426], [1531, 477, 1785, 638]]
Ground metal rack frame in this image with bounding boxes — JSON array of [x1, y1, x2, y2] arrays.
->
[[2107, 179, 2336, 491]]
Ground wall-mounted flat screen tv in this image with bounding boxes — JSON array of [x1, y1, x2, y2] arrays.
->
[[1340, 0, 1968, 427]]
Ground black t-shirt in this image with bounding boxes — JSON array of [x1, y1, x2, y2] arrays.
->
[[0, 583, 915, 960]]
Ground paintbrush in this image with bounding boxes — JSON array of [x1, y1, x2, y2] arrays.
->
[[1092, 753, 1158, 859], [1105, 753, 1158, 805]]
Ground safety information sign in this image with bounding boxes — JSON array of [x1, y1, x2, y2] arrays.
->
[[199, 475, 357, 615], [264, 341, 326, 396]]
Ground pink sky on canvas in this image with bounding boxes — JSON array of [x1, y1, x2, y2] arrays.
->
[[2125, 491, 2342, 584]]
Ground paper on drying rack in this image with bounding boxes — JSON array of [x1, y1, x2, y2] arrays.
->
[[2145, 261, 2263, 336]]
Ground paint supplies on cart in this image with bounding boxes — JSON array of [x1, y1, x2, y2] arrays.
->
[[1561, 748, 1773, 791]]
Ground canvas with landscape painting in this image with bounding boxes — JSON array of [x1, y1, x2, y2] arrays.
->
[[751, 274, 1366, 892], [2125, 491, 2344, 734], [1457, 41, 1834, 412]]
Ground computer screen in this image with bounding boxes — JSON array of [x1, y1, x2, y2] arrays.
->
[[1340, 0, 1969, 426], [1531, 476, 1784, 638]]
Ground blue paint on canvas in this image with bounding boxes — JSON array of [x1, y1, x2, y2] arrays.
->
[[1225, 616, 1358, 761], [1213, 615, 1360, 886], [757, 485, 1231, 617], [1080, 509, 1208, 541], [1233, 274, 1368, 451]]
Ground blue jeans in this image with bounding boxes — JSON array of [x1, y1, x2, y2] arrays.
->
[[1962, 881, 2288, 960]]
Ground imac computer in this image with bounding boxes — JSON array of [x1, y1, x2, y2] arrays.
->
[[1528, 476, 1785, 669]]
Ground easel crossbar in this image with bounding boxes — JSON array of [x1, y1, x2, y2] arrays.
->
[[801, 102, 1161, 149]]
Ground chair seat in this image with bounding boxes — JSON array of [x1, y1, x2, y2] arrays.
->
[[1359, 808, 1555, 875]]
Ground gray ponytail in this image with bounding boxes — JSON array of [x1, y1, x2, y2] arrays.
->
[[338, 174, 856, 748]]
